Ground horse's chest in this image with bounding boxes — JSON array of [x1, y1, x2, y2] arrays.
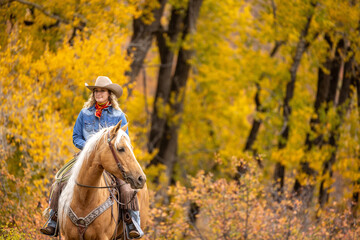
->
[[66, 197, 115, 239]]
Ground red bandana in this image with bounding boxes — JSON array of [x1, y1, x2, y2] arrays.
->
[[95, 101, 111, 119]]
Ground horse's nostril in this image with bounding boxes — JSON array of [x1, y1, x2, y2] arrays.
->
[[138, 175, 145, 184]]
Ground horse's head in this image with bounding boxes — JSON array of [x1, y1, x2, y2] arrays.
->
[[98, 121, 146, 189]]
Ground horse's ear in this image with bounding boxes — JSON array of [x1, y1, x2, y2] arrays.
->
[[121, 123, 128, 132], [110, 120, 122, 137]]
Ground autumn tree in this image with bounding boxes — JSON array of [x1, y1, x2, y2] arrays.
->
[[147, 0, 203, 187], [292, 1, 360, 209], [273, 1, 317, 197], [125, 0, 167, 96]]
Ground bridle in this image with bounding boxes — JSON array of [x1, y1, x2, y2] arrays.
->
[[75, 130, 129, 189], [74, 129, 139, 205], [106, 130, 129, 181], [68, 129, 138, 240]]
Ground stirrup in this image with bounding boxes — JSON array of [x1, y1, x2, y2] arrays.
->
[[123, 211, 143, 239], [40, 211, 59, 237]]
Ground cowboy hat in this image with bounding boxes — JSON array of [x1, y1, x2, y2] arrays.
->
[[85, 76, 123, 98]]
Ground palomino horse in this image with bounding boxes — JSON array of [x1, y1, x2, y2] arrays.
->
[[58, 121, 149, 240]]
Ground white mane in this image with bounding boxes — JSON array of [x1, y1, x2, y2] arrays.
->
[[58, 126, 130, 226]]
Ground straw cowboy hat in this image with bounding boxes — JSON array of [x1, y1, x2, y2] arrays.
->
[[85, 76, 123, 98]]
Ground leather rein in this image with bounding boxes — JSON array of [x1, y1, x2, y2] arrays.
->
[[74, 129, 139, 207]]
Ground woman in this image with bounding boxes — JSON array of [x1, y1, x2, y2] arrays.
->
[[40, 76, 143, 239]]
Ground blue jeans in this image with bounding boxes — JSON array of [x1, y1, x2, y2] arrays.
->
[[48, 209, 57, 228], [126, 210, 144, 239]]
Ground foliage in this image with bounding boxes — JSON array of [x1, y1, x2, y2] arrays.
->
[[145, 160, 360, 239], [0, 1, 136, 236], [0, 0, 360, 238]]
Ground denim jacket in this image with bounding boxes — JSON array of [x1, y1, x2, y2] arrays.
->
[[72, 105, 129, 150]]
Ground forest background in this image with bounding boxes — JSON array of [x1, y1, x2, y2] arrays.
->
[[1, 0, 360, 239]]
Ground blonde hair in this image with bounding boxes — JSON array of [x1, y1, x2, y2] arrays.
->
[[83, 91, 121, 110]]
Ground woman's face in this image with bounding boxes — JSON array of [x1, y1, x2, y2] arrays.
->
[[94, 88, 110, 104]]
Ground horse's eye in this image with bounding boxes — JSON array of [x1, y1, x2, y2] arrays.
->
[[117, 147, 125, 152]]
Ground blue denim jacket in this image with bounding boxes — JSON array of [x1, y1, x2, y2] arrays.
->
[[72, 105, 129, 150]]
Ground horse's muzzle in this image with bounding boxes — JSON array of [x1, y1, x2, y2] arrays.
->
[[126, 174, 146, 189]]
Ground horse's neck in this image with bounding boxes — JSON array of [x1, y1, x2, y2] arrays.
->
[[73, 150, 105, 205]]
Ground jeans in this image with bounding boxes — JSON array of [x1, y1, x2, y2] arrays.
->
[[48, 209, 57, 228], [127, 210, 144, 239]]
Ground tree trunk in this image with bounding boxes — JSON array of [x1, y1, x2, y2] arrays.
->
[[243, 41, 283, 170], [318, 54, 353, 208], [273, 4, 316, 196], [352, 66, 360, 217], [293, 35, 333, 197], [148, 8, 185, 153], [125, 0, 167, 95], [147, 0, 203, 186], [293, 60, 331, 199], [293, 37, 344, 205]]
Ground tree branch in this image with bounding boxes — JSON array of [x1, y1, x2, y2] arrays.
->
[[270, 0, 277, 20], [14, 0, 70, 24], [0, 0, 14, 7]]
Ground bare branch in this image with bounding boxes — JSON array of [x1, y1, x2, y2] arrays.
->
[[14, 0, 70, 24], [0, 0, 14, 7], [270, 0, 277, 19]]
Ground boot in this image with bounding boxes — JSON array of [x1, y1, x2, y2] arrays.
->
[[40, 209, 59, 237], [124, 210, 144, 239]]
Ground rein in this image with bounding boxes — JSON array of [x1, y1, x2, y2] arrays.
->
[[74, 129, 139, 207], [75, 173, 138, 207], [75, 179, 126, 189]]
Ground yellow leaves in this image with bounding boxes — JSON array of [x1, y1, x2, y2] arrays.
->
[[145, 163, 168, 194], [137, 0, 161, 24], [271, 147, 305, 168], [1, 25, 135, 232], [307, 148, 329, 173]]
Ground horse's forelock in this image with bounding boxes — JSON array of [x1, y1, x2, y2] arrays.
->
[[114, 128, 130, 148], [114, 128, 139, 172]]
